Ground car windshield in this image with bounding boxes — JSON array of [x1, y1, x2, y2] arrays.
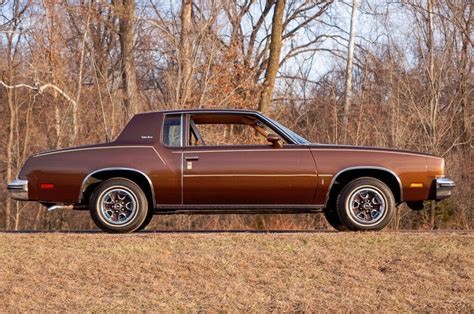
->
[[266, 117, 310, 144]]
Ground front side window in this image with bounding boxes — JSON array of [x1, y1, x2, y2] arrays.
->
[[188, 114, 287, 146], [163, 115, 181, 146], [265, 117, 310, 144]]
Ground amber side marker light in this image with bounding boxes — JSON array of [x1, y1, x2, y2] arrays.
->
[[410, 183, 424, 188], [40, 183, 55, 189]]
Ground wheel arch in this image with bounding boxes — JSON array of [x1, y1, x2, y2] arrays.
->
[[325, 166, 403, 207], [79, 168, 155, 208]]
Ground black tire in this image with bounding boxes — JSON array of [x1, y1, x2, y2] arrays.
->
[[89, 178, 149, 233], [336, 177, 395, 231], [135, 209, 154, 232], [323, 197, 349, 231]]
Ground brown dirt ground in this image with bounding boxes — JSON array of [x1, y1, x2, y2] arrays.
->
[[0, 232, 473, 312]]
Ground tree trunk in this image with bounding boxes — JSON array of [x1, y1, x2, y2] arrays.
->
[[45, 1, 62, 148], [5, 87, 15, 230], [342, 0, 359, 141], [427, 0, 437, 147], [457, 2, 470, 143], [118, 0, 139, 118], [427, 0, 437, 229], [72, 4, 92, 144], [258, 0, 286, 114], [4, 27, 17, 230], [179, 0, 193, 105]]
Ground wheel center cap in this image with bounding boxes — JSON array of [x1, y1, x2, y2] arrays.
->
[[113, 204, 121, 210], [363, 203, 371, 210]]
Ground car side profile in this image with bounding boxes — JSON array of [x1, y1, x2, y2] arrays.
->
[[7, 109, 455, 233]]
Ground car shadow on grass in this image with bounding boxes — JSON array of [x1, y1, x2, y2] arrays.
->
[[0, 229, 339, 234], [0, 229, 471, 234]]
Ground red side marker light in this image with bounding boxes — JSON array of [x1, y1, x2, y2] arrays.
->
[[40, 183, 55, 189]]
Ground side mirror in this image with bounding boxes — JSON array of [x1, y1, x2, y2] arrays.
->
[[267, 133, 283, 148]]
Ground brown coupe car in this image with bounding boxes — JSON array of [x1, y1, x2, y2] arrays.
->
[[7, 109, 455, 233]]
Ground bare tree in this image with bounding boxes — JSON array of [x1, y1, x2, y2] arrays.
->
[[179, 0, 193, 105], [258, 0, 286, 113], [426, 0, 437, 229], [343, 0, 359, 140], [2, 0, 29, 230], [117, 0, 139, 118]]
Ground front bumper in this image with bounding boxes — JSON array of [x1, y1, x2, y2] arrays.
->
[[7, 179, 29, 201], [434, 177, 455, 200]]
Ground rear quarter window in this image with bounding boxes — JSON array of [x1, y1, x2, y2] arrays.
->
[[163, 115, 182, 147]]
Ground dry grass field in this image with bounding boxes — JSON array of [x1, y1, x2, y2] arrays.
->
[[0, 231, 472, 312]]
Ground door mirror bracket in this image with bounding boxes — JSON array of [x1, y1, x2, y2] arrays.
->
[[267, 134, 283, 148]]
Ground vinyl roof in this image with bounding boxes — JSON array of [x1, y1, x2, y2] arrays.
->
[[138, 108, 260, 115]]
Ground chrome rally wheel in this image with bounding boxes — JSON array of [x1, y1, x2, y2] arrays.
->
[[90, 178, 148, 233], [336, 177, 395, 231], [99, 187, 138, 226], [347, 187, 386, 226]]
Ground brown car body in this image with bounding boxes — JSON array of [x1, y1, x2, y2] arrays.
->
[[8, 109, 454, 217]]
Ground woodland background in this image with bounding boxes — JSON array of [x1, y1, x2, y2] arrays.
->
[[0, 0, 471, 230]]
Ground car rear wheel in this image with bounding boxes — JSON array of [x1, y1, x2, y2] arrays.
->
[[135, 209, 154, 232], [336, 177, 395, 231], [89, 178, 148, 233]]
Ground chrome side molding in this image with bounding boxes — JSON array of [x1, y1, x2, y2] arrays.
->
[[78, 167, 156, 207], [324, 166, 403, 206]]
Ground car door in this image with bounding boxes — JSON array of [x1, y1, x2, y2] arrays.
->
[[182, 114, 318, 205]]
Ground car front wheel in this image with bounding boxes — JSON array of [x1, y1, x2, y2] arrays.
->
[[323, 197, 349, 231], [89, 178, 148, 233], [336, 177, 395, 231]]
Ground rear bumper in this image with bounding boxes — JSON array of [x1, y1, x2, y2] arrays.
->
[[433, 177, 455, 200], [7, 179, 29, 201]]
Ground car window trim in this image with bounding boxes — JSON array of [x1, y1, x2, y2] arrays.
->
[[180, 145, 309, 158]]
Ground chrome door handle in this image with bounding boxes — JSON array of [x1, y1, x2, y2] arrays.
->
[[185, 156, 199, 161]]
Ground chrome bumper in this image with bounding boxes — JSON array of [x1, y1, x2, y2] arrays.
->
[[7, 179, 29, 201], [434, 177, 455, 200]]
